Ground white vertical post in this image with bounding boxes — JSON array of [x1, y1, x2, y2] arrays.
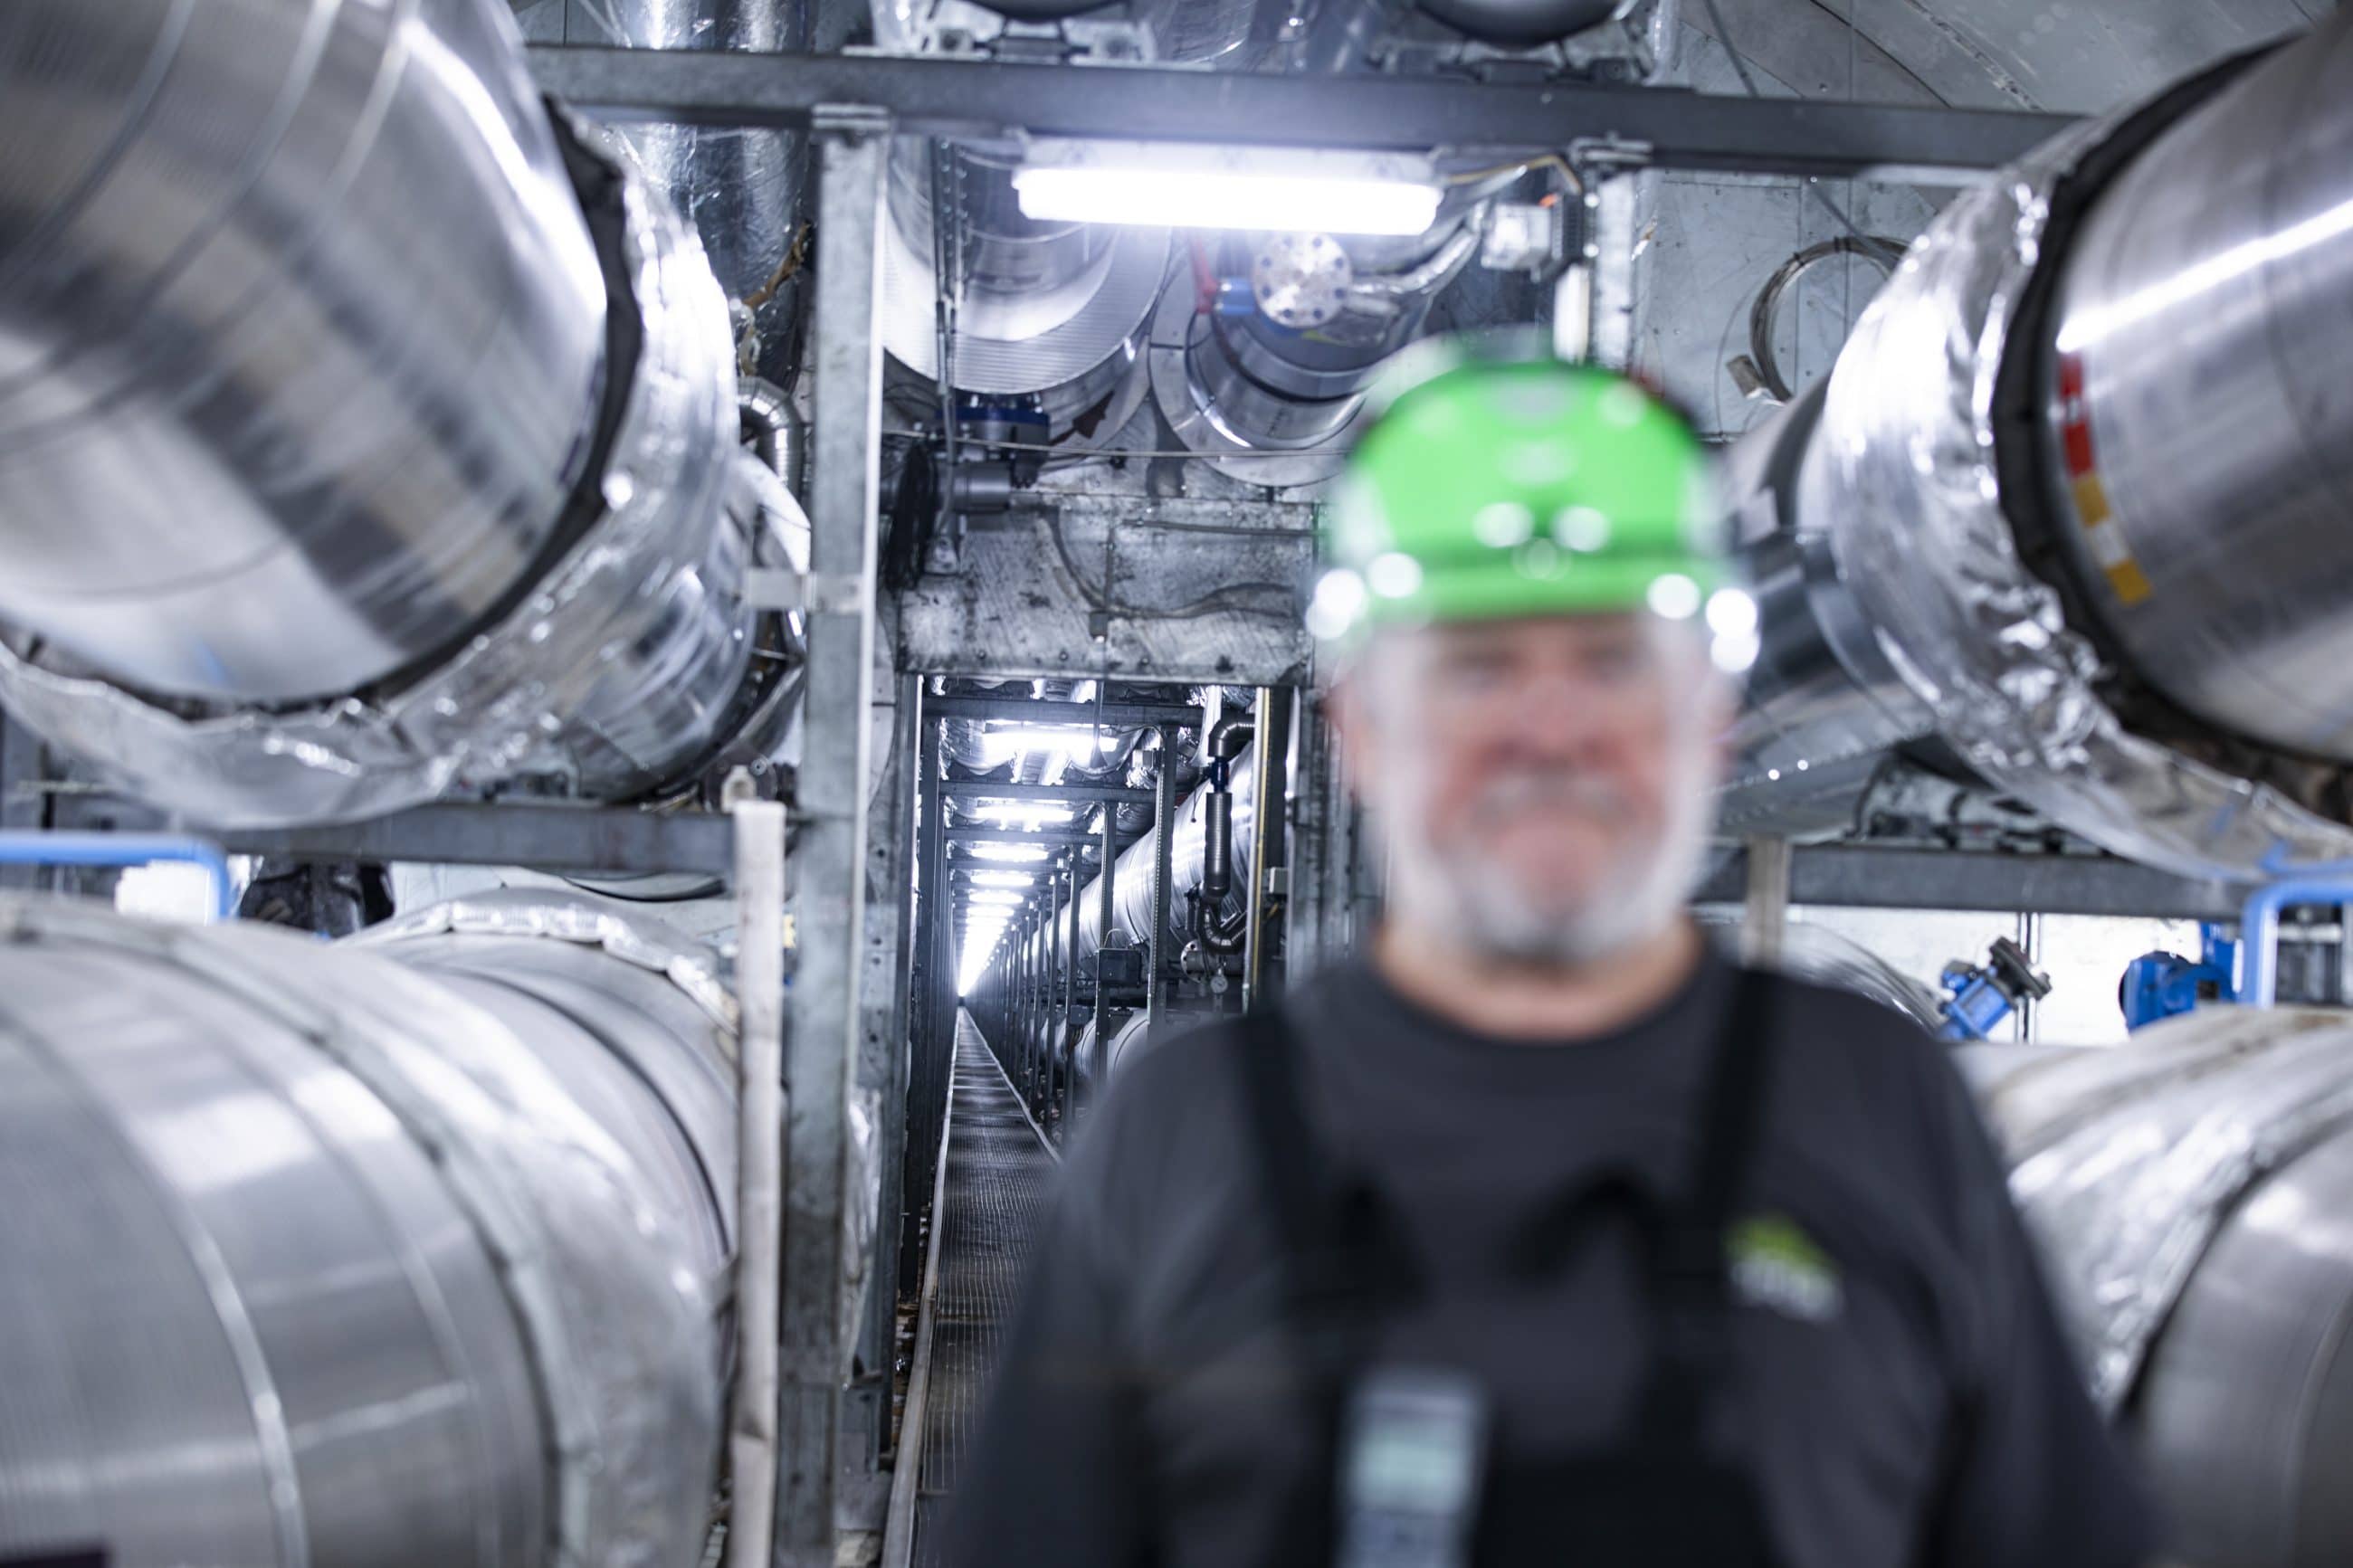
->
[[1742, 834, 1792, 968], [728, 787, 786, 1568]]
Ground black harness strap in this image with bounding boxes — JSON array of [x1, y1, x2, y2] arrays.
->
[[1232, 1006, 1421, 1564], [1637, 964, 1779, 1442]]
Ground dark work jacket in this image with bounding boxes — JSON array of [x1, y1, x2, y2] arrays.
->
[[941, 945, 2158, 1568]]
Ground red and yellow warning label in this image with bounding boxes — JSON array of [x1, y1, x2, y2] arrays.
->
[[2054, 352, 2151, 606]]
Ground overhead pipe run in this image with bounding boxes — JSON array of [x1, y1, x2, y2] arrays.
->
[[1722, 13, 2353, 880], [0, 891, 740, 1568], [1148, 198, 1490, 483], [866, 1, 1271, 446], [0, 0, 804, 827], [553, 0, 809, 309]]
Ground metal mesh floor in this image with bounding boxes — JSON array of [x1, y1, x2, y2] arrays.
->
[[910, 1012, 1054, 1566]]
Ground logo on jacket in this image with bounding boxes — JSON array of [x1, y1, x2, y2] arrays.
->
[[1729, 1213, 1843, 1324]]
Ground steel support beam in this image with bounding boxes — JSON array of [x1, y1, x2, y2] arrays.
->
[[1693, 845, 2248, 920], [902, 717, 948, 1303], [528, 45, 2079, 179], [777, 102, 890, 1568], [852, 674, 922, 1488], [947, 827, 1146, 848], [945, 782, 1154, 804], [925, 697, 1204, 727], [214, 801, 738, 876]]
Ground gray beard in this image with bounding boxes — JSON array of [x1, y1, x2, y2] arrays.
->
[[1384, 775, 1716, 969]]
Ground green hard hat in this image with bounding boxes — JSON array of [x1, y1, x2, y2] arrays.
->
[[1310, 348, 1729, 647]]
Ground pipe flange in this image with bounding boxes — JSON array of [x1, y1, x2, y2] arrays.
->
[[1145, 273, 1369, 488]]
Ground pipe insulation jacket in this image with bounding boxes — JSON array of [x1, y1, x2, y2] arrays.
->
[[0, 0, 787, 827], [0, 0, 605, 704], [1964, 1006, 2353, 1568], [0, 890, 740, 1568], [557, 0, 807, 307], [1722, 12, 2353, 879]]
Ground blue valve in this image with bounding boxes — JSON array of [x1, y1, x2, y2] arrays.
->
[[1938, 936, 2052, 1042], [2120, 923, 2239, 1031]]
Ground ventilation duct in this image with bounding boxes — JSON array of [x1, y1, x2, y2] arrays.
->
[[0, 891, 738, 1568], [0, 0, 801, 827], [1723, 13, 2353, 879]]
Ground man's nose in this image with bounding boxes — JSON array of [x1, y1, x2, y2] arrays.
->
[[1499, 673, 1612, 757]]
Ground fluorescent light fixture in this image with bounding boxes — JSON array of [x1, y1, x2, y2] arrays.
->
[[972, 802, 1076, 826], [969, 889, 1024, 904], [1014, 138, 1442, 237], [969, 870, 1037, 888], [977, 726, 1119, 765], [968, 843, 1050, 863]]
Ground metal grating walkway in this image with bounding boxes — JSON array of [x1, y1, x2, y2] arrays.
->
[[908, 1012, 1056, 1566]]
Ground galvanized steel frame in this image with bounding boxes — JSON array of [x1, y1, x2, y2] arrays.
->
[[776, 101, 891, 1568], [851, 672, 924, 1490], [527, 44, 2079, 181], [1693, 843, 2247, 920]]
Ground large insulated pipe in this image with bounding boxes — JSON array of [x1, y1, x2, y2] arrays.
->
[[0, 0, 785, 826], [554, 0, 806, 306], [0, 0, 605, 704], [1964, 1006, 2353, 1568], [1724, 13, 2353, 879], [866, 2, 1273, 440], [1041, 741, 1260, 974], [0, 890, 738, 1568]]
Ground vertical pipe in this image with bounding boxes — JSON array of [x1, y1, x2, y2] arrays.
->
[[1742, 835, 1793, 967], [859, 674, 924, 1466], [1022, 906, 1039, 1097], [729, 794, 788, 1568], [1062, 858, 1083, 1135], [1146, 741, 1179, 1041], [779, 104, 890, 1568], [1243, 688, 1295, 1012], [1091, 804, 1117, 1114]]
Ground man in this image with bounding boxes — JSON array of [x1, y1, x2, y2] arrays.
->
[[946, 348, 2156, 1567]]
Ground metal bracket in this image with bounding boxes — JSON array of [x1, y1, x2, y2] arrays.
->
[[744, 566, 871, 614], [809, 101, 892, 142]]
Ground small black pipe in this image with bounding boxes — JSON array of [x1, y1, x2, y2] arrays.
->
[[1202, 792, 1235, 909], [1206, 713, 1254, 769]]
